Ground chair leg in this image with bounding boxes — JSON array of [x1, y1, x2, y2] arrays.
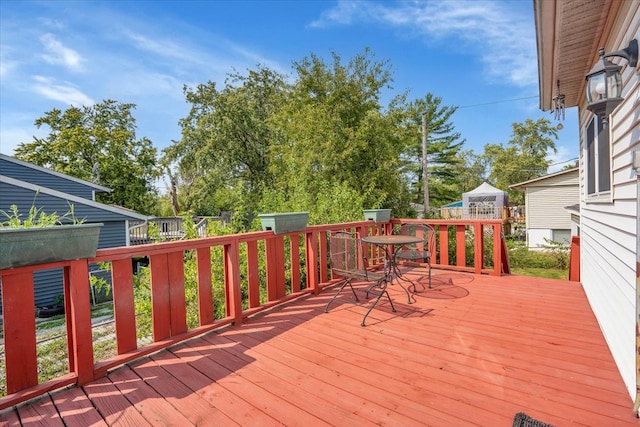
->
[[324, 279, 359, 313], [361, 281, 396, 326]]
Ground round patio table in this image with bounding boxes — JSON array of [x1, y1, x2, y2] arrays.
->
[[361, 234, 422, 303]]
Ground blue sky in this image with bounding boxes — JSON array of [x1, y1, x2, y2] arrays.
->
[[0, 0, 578, 171]]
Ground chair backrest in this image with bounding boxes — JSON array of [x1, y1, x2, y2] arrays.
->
[[395, 223, 435, 252], [329, 231, 370, 280]]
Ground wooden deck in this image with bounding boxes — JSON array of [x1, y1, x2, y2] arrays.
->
[[1, 270, 638, 426]]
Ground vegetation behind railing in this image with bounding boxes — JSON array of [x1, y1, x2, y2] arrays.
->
[[0, 218, 505, 408]]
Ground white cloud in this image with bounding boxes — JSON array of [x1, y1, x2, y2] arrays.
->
[[32, 75, 94, 106], [311, 0, 537, 88], [40, 33, 84, 71]]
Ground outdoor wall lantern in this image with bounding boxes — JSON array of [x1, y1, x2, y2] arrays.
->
[[585, 39, 638, 121]]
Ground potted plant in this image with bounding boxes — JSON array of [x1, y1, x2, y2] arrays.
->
[[258, 212, 309, 235], [0, 203, 103, 270], [363, 209, 392, 223]]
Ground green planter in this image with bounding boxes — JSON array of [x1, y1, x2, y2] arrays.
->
[[0, 223, 103, 270], [258, 212, 309, 235], [363, 209, 392, 223]]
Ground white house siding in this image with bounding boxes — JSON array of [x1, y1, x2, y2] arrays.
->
[[521, 170, 579, 248], [578, 2, 639, 398]]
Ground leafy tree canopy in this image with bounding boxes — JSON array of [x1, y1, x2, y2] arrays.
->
[[163, 67, 288, 222], [482, 117, 558, 204], [14, 100, 160, 214]]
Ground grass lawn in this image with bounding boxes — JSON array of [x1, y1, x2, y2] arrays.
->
[[510, 267, 568, 280]]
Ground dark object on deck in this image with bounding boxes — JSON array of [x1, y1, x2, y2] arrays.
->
[[512, 412, 555, 427]]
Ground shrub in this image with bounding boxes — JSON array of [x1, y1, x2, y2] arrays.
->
[[507, 241, 569, 270]]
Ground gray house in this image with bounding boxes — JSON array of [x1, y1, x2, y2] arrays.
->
[[0, 154, 150, 309]]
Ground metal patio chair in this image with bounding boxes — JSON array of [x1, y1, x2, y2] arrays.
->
[[394, 223, 435, 289], [324, 231, 394, 326]]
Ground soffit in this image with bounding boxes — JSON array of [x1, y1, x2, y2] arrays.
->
[[535, 0, 613, 111]]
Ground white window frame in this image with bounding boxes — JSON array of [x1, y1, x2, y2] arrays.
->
[[584, 115, 612, 202]]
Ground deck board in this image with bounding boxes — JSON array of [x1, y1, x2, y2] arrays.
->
[[3, 271, 640, 426]]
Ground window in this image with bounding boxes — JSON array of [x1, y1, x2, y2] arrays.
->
[[585, 115, 610, 196], [551, 229, 571, 245]]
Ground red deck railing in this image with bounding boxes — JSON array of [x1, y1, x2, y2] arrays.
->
[[0, 218, 506, 409]]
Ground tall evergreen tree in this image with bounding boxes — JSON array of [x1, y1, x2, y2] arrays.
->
[[401, 94, 465, 211]]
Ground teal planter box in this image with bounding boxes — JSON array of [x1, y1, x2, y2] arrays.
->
[[259, 212, 308, 235], [0, 223, 103, 270], [363, 209, 391, 223]]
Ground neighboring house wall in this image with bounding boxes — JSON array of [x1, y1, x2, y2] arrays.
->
[[0, 154, 110, 200], [519, 170, 579, 248], [577, 4, 639, 398]]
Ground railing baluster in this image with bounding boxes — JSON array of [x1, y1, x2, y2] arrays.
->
[[246, 240, 261, 308], [493, 223, 503, 276], [290, 236, 301, 293], [306, 230, 319, 293], [275, 236, 286, 298], [196, 247, 214, 325], [456, 225, 466, 268], [111, 259, 137, 354], [438, 224, 449, 266], [167, 251, 187, 336], [265, 236, 278, 301], [66, 260, 94, 384], [224, 240, 242, 325], [318, 231, 328, 284], [150, 253, 171, 341], [474, 222, 484, 274]]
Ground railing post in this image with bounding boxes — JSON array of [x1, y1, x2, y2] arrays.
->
[[569, 236, 580, 282], [2, 271, 38, 393]]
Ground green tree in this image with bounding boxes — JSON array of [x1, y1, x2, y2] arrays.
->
[[482, 118, 558, 204], [163, 67, 288, 224], [453, 149, 488, 193], [269, 49, 412, 221], [14, 100, 160, 214]]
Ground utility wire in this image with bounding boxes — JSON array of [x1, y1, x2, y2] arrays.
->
[[457, 95, 539, 109]]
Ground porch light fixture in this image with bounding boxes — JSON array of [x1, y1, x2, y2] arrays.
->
[[585, 39, 638, 121]]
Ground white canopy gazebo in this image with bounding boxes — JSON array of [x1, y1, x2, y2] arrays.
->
[[461, 182, 508, 219]]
